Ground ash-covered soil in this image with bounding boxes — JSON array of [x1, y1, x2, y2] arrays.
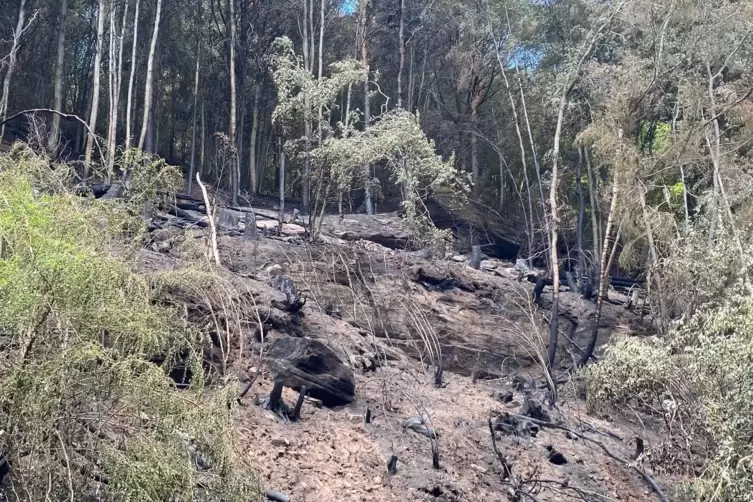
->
[[137, 214, 677, 502]]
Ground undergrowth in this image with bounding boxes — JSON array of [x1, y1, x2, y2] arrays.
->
[[0, 146, 258, 500], [586, 239, 753, 501]]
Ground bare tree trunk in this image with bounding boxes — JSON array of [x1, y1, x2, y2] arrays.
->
[[248, 82, 260, 193], [107, 2, 128, 179], [107, 4, 115, 171], [301, 0, 312, 209], [49, 0, 69, 149], [0, 0, 30, 143], [487, 11, 539, 263], [545, 6, 620, 369], [639, 186, 667, 333], [470, 90, 482, 201], [188, 36, 201, 194], [705, 62, 743, 259], [547, 95, 566, 370], [407, 43, 414, 111], [200, 94, 205, 175], [360, 2, 374, 215], [138, 0, 162, 152], [576, 147, 586, 279], [579, 171, 619, 366], [317, 0, 324, 147], [397, 0, 405, 108], [228, 0, 239, 205], [279, 143, 286, 224], [585, 148, 600, 259], [125, 0, 140, 150], [84, 0, 106, 174]]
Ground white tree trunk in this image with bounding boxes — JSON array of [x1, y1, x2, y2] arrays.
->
[[85, 0, 106, 173], [397, 0, 405, 108], [248, 82, 260, 193], [107, 2, 127, 178], [125, 0, 140, 150], [0, 0, 29, 143], [228, 0, 239, 205], [138, 0, 162, 152]]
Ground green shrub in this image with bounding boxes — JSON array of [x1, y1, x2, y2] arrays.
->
[[0, 147, 257, 500], [585, 338, 675, 414], [587, 281, 753, 500]]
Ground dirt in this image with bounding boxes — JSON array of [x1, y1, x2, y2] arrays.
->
[[138, 216, 679, 502]]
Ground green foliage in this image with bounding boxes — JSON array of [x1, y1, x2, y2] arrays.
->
[[588, 241, 753, 498], [0, 148, 257, 500], [269, 36, 365, 130], [585, 339, 675, 413], [638, 120, 671, 154], [315, 109, 467, 247]]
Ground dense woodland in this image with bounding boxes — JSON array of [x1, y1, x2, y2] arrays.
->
[[2, 0, 753, 500]]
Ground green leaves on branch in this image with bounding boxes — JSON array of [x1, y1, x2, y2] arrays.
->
[[269, 36, 365, 130], [316, 109, 467, 247]]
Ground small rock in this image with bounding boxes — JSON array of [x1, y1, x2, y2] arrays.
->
[[480, 260, 495, 271], [493, 390, 514, 403], [546, 445, 568, 465], [271, 438, 289, 448], [451, 255, 466, 262], [470, 464, 487, 474]]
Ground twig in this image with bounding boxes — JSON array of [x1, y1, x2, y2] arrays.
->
[[507, 414, 669, 501], [0, 108, 106, 166], [488, 418, 518, 485], [196, 172, 220, 266]]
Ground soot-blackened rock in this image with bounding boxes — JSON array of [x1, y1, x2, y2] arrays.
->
[[266, 336, 356, 407]]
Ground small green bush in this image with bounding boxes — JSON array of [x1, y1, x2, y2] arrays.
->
[[0, 147, 257, 500], [585, 338, 675, 414]]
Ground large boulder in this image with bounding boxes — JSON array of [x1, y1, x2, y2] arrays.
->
[[265, 337, 356, 407]]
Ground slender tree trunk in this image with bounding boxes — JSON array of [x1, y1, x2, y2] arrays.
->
[[576, 147, 586, 279], [84, 0, 106, 173], [237, 102, 245, 185], [639, 185, 667, 333], [0, 0, 29, 143], [407, 44, 415, 111], [317, 0, 324, 147], [227, 0, 239, 204], [249, 82, 260, 193], [107, 2, 128, 179], [107, 4, 115, 171], [360, 3, 374, 215], [397, 0, 405, 108], [309, 0, 315, 73], [188, 36, 201, 194], [302, 0, 312, 208], [547, 93, 567, 370], [487, 16, 538, 262], [585, 148, 600, 259], [469, 87, 484, 201], [705, 62, 743, 259], [138, 0, 162, 152], [579, 170, 619, 366], [125, 0, 140, 150], [49, 0, 69, 149], [200, 94, 205, 175], [279, 142, 286, 224]]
